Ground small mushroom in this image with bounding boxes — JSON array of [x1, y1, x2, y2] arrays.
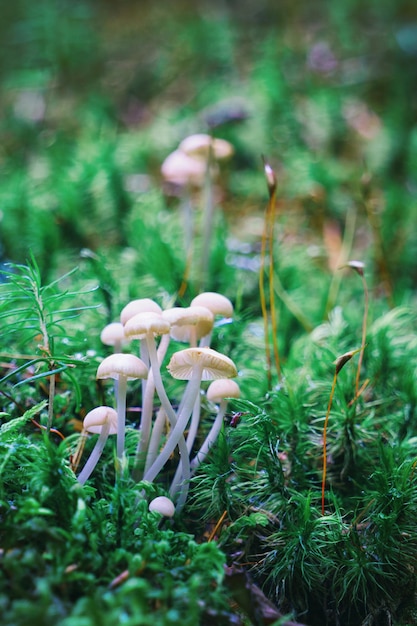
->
[[124, 313, 171, 447], [124, 313, 191, 490], [191, 379, 241, 471], [178, 134, 234, 289], [190, 292, 234, 346], [162, 305, 215, 462], [96, 353, 148, 461], [161, 149, 208, 188], [100, 322, 127, 353], [190, 291, 234, 318], [179, 133, 234, 161], [163, 305, 214, 347], [120, 299, 163, 326], [77, 406, 118, 485], [120, 298, 163, 370], [148, 495, 175, 518], [144, 347, 237, 486]]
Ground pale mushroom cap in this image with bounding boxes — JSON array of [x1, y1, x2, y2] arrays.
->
[[100, 322, 126, 347], [148, 495, 175, 517], [167, 347, 237, 381], [163, 305, 214, 342], [161, 149, 207, 187], [83, 406, 118, 435], [96, 353, 148, 381], [190, 292, 233, 318], [120, 298, 162, 325], [207, 379, 241, 403], [124, 311, 171, 339], [179, 134, 234, 160]]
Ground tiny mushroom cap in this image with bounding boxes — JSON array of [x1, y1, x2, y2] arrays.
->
[[148, 495, 175, 517], [83, 406, 118, 434], [161, 149, 207, 187], [179, 134, 234, 161], [162, 305, 214, 343], [120, 298, 162, 326], [96, 353, 148, 381], [100, 322, 127, 348], [347, 260, 366, 277], [168, 347, 237, 381], [124, 311, 171, 340], [190, 292, 233, 318], [207, 378, 241, 403]]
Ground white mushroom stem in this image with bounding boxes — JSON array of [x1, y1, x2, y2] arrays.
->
[[116, 375, 128, 460], [144, 407, 167, 472], [136, 337, 190, 489], [96, 354, 148, 465], [135, 332, 171, 469], [139, 338, 149, 398], [169, 393, 201, 495], [172, 395, 228, 511], [144, 363, 203, 484], [77, 420, 111, 485], [190, 398, 229, 471], [185, 393, 201, 453], [180, 187, 194, 262], [198, 152, 215, 289]]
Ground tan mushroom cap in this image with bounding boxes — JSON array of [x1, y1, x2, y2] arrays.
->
[[207, 379, 241, 403], [124, 311, 171, 340], [100, 322, 126, 347], [167, 347, 237, 381], [148, 495, 175, 517], [96, 353, 148, 381], [190, 292, 233, 318], [163, 305, 214, 342], [179, 134, 234, 161], [120, 298, 162, 325], [83, 406, 118, 435], [161, 149, 207, 187]]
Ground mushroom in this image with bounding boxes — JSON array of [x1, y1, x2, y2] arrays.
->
[[161, 149, 208, 188], [178, 134, 234, 289], [124, 313, 171, 448], [144, 347, 237, 487], [142, 304, 212, 473], [100, 322, 127, 353], [161, 305, 215, 457], [123, 312, 191, 490], [190, 292, 234, 346], [161, 149, 208, 280], [77, 406, 118, 485], [170, 377, 240, 503], [179, 133, 234, 161], [163, 305, 214, 348], [120, 298, 163, 326], [120, 298, 162, 399], [96, 353, 148, 461], [148, 495, 175, 518], [191, 378, 241, 471]]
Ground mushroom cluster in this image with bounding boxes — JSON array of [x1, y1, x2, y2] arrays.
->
[[76, 291, 240, 512], [161, 133, 234, 291]]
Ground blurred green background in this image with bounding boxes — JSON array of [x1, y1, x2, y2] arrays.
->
[[1, 0, 416, 296]]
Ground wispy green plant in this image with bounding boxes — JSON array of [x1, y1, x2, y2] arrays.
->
[[0, 257, 96, 430]]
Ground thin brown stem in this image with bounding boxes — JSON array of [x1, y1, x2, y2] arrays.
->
[[266, 164, 281, 379], [322, 347, 362, 514], [322, 369, 337, 515], [259, 159, 281, 388], [355, 273, 369, 398], [259, 188, 272, 389]]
